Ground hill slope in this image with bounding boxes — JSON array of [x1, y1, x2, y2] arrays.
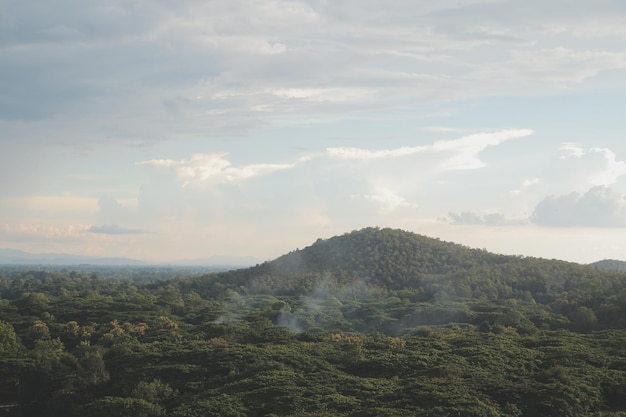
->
[[270, 227, 502, 273], [589, 259, 626, 272], [194, 227, 624, 303]]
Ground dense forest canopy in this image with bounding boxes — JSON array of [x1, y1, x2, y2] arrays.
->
[[2, 227, 626, 416], [589, 259, 626, 273]]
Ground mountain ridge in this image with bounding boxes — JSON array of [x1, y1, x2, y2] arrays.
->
[[0, 248, 257, 267], [0, 248, 147, 266]]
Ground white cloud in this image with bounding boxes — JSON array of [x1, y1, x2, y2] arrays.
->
[[556, 144, 626, 188], [523, 178, 540, 188], [531, 186, 626, 227], [559, 143, 586, 158], [363, 187, 417, 214], [322, 129, 534, 219], [199, 36, 288, 56], [447, 211, 486, 225], [327, 129, 533, 170], [176, 153, 233, 183], [221, 162, 297, 182], [509, 177, 540, 195], [508, 47, 626, 85], [509, 143, 626, 205], [137, 153, 298, 186], [449, 185, 626, 228], [95, 196, 139, 228], [136, 158, 181, 168], [326, 145, 426, 160], [432, 129, 533, 152], [268, 87, 370, 102], [446, 211, 527, 226]]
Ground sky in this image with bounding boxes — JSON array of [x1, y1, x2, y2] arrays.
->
[[2, 0, 626, 264]]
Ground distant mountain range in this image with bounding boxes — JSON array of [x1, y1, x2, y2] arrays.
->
[[0, 248, 259, 267], [0, 248, 146, 266]]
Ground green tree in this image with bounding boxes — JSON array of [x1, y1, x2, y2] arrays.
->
[[23, 319, 51, 348], [573, 306, 598, 333], [171, 395, 246, 417], [81, 396, 165, 417], [77, 346, 110, 386], [131, 379, 176, 404], [0, 320, 20, 353]]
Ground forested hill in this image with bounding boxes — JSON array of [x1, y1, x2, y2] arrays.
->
[[266, 227, 506, 277], [202, 227, 622, 299], [589, 259, 626, 272], [217, 227, 507, 290]]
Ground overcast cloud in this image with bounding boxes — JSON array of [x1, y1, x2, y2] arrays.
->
[[2, 0, 626, 263]]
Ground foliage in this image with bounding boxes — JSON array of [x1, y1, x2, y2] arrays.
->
[[2, 228, 626, 416]]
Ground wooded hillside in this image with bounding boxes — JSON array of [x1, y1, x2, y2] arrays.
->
[[2, 227, 626, 416]]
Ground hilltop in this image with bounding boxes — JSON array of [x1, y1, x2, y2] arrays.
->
[[196, 227, 619, 301], [262, 227, 507, 281], [589, 259, 626, 272]]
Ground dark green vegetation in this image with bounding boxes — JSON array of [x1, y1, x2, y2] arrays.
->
[[590, 259, 626, 273], [2, 227, 626, 416]]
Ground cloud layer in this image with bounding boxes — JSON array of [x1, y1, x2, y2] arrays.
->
[[532, 187, 626, 228], [3, 1, 626, 263], [3, 1, 625, 145]]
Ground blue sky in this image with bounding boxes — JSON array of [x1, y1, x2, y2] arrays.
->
[[2, 0, 626, 263]]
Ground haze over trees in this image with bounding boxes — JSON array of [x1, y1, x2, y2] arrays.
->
[[2, 227, 626, 416], [589, 259, 626, 273]]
